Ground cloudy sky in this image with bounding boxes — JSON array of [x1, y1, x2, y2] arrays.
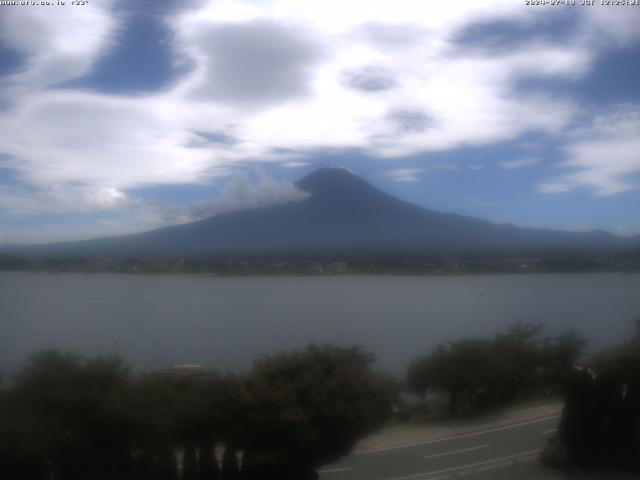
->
[[0, 0, 639, 244]]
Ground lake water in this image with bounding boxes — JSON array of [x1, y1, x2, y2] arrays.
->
[[1, 272, 639, 376]]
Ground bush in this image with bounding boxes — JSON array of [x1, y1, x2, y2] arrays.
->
[[239, 345, 394, 478], [0, 345, 394, 479], [4, 351, 136, 480], [406, 323, 585, 416]]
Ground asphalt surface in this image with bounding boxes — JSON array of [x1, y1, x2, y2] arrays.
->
[[318, 415, 567, 480]]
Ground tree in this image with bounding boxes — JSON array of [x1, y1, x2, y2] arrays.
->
[[198, 438, 220, 480], [416, 340, 498, 416], [407, 323, 586, 416], [183, 442, 198, 480], [538, 330, 586, 395], [221, 445, 240, 480], [130, 369, 235, 480], [553, 324, 640, 470], [238, 345, 393, 479], [492, 322, 544, 400], [7, 351, 136, 480], [1, 377, 50, 480], [406, 357, 431, 400], [128, 373, 185, 478]]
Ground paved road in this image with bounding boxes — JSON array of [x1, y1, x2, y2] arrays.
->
[[319, 415, 565, 480]]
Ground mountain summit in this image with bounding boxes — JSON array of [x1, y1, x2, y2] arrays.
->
[[297, 166, 388, 199], [9, 168, 637, 258]]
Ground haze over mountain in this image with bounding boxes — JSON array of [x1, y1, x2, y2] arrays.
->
[[6, 168, 639, 259]]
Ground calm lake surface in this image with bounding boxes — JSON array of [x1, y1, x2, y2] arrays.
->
[[1, 272, 639, 376]]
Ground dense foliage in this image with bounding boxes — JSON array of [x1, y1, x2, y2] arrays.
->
[[239, 346, 393, 479], [406, 322, 586, 416], [0, 346, 393, 480], [2, 352, 135, 480], [553, 321, 640, 470]]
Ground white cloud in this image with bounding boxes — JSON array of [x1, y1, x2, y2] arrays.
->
[[0, 184, 129, 216], [386, 163, 459, 182], [0, 1, 593, 190], [538, 105, 640, 196], [0, 170, 308, 220], [581, 7, 640, 46], [0, 215, 169, 246], [0, 1, 639, 241], [188, 170, 309, 219], [501, 157, 540, 170], [182, 20, 326, 106], [283, 161, 310, 168], [386, 168, 424, 182], [0, 170, 309, 245], [0, 90, 223, 189], [614, 225, 640, 237], [0, 1, 120, 90]]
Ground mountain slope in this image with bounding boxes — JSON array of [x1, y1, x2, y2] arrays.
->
[[8, 167, 638, 258]]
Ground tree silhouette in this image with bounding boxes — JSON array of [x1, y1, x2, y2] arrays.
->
[[198, 437, 220, 480], [554, 321, 640, 471], [221, 445, 240, 480], [183, 441, 198, 480], [6, 351, 136, 480]]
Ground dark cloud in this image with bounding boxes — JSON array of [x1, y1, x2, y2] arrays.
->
[[192, 20, 324, 106], [451, 12, 581, 55], [0, 42, 25, 77], [517, 45, 640, 106], [194, 131, 237, 145], [343, 66, 396, 92], [116, 0, 203, 16], [387, 108, 431, 133], [61, 14, 182, 94]]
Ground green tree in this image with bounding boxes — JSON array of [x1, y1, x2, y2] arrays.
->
[[481, 322, 547, 405], [7, 351, 136, 480], [418, 340, 497, 415], [130, 369, 234, 479], [407, 323, 586, 416], [239, 345, 393, 479]]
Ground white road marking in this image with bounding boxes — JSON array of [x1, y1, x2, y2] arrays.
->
[[355, 415, 560, 455], [423, 445, 488, 460], [542, 428, 557, 434], [457, 454, 539, 476], [386, 449, 542, 480], [319, 467, 352, 474]]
